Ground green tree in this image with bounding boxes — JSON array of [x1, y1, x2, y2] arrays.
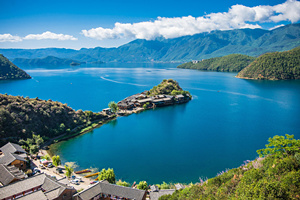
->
[[52, 155, 61, 167], [257, 134, 300, 157], [65, 165, 74, 178], [137, 181, 148, 190], [98, 168, 116, 183], [160, 182, 170, 189], [42, 154, 51, 161], [29, 144, 39, 155], [108, 101, 118, 113], [116, 180, 130, 187]]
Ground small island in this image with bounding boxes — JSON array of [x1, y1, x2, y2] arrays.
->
[[0, 54, 31, 80], [236, 46, 300, 80], [114, 79, 191, 115]]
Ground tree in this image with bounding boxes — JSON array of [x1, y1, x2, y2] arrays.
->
[[98, 168, 116, 184], [52, 155, 61, 167], [42, 154, 51, 161], [137, 181, 148, 190], [116, 180, 130, 187], [29, 144, 39, 155], [65, 165, 74, 178], [257, 134, 300, 158], [108, 101, 118, 113], [19, 134, 44, 155]]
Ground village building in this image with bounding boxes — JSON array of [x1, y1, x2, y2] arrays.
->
[[73, 180, 147, 200], [0, 143, 27, 170], [0, 173, 76, 200], [149, 186, 175, 200], [0, 164, 26, 186], [102, 108, 112, 115]]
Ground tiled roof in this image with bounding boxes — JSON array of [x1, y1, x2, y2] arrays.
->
[[0, 152, 27, 165], [17, 190, 48, 200], [0, 173, 74, 199], [0, 173, 46, 199], [0, 142, 26, 154], [74, 181, 146, 200], [0, 164, 25, 186], [149, 189, 175, 200]]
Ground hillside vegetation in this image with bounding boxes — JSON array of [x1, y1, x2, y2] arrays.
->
[[1, 23, 300, 63], [237, 46, 300, 80], [0, 94, 106, 145], [177, 54, 255, 72], [160, 134, 300, 200], [0, 54, 31, 80], [12, 56, 83, 66], [146, 79, 191, 97]]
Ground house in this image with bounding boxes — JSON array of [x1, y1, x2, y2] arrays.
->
[[0, 164, 26, 186], [102, 108, 112, 115], [117, 102, 135, 110], [136, 98, 153, 106], [73, 180, 147, 200], [0, 143, 27, 170], [175, 94, 185, 103], [149, 188, 175, 200], [175, 183, 185, 190], [0, 173, 76, 200]]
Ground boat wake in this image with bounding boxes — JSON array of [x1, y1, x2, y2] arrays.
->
[[100, 76, 148, 87], [187, 87, 285, 104]]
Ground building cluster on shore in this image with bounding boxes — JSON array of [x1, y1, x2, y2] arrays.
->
[[114, 91, 191, 114], [0, 142, 184, 200]]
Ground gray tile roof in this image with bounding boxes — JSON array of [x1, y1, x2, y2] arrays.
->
[[0, 173, 74, 199], [17, 190, 48, 200], [0, 152, 27, 165], [0, 164, 25, 186], [74, 181, 146, 200], [149, 189, 175, 200], [0, 173, 46, 199], [175, 183, 185, 190], [0, 142, 26, 154]]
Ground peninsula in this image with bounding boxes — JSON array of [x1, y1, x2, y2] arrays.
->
[[236, 46, 300, 80], [0, 54, 31, 80], [177, 54, 255, 72]]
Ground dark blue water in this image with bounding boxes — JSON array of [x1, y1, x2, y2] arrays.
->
[[1, 63, 300, 184]]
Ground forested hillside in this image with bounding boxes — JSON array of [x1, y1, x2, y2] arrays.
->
[[160, 135, 300, 200], [237, 46, 300, 80], [177, 54, 255, 72], [0, 94, 106, 145], [0, 54, 31, 80], [12, 56, 83, 66]]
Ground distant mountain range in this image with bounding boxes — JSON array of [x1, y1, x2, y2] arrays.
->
[[12, 56, 83, 66], [1, 23, 300, 63]]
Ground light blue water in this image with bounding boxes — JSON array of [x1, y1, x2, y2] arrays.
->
[[1, 63, 300, 184]]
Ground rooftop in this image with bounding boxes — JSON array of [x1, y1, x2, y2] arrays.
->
[[0, 164, 26, 186], [0, 142, 26, 154]]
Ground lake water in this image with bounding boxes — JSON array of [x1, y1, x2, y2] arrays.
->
[[1, 63, 300, 184]]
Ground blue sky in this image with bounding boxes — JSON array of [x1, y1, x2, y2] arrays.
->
[[0, 0, 299, 49]]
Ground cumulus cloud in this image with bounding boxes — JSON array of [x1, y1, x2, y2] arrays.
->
[[24, 31, 78, 41], [0, 34, 22, 42], [82, 0, 300, 40]]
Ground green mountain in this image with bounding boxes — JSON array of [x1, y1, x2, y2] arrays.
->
[[0, 24, 300, 63], [0, 54, 31, 80], [177, 54, 255, 72], [12, 56, 84, 66], [0, 94, 106, 146], [237, 46, 300, 80], [160, 135, 300, 200]]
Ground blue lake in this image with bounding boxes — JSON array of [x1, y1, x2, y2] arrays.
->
[[1, 63, 300, 184]]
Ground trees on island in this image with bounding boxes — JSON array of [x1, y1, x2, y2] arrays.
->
[[108, 101, 118, 113]]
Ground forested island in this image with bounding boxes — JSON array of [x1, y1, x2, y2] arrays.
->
[[236, 46, 300, 80], [177, 54, 255, 72], [0, 54, 31, 80], [0, 94, 110, 146]]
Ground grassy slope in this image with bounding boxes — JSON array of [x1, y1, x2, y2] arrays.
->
[[237, 46, 300, 80], [160, 135, 300, 200], [0, 54, 31, 80], [177, 54, 255, 72]]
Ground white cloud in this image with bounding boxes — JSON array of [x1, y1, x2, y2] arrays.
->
[[0, 34, 22, 42], [82, 0, 300, 40], [24, 31, 78, 41], [269, 24, 285, 30]]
